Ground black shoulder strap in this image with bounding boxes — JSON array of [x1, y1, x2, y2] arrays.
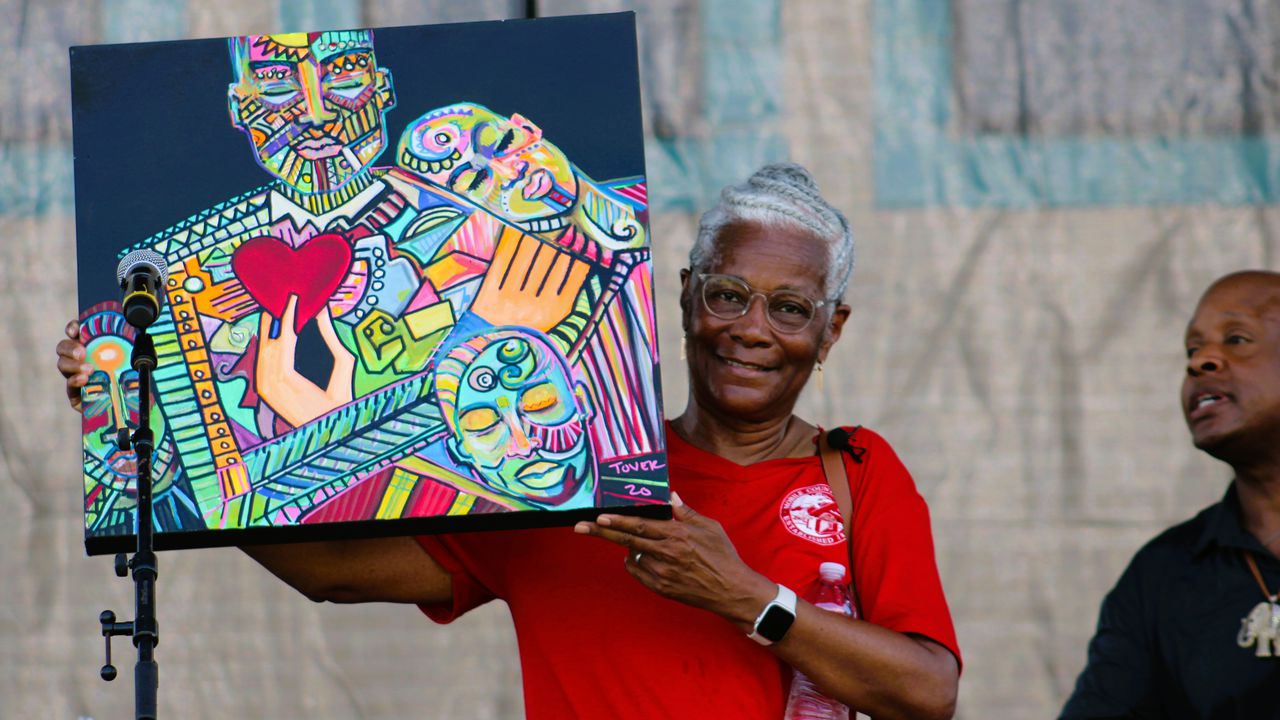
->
[[819, 426, 865, 617]]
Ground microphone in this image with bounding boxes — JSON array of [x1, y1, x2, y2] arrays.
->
[[116, 250, 169, 329], [825, 427, 866, 463]]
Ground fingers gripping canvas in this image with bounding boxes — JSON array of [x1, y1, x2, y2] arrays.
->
[[71, 15, 669, 554]]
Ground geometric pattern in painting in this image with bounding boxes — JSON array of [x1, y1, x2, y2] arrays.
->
[[81, 28, 667, 549]]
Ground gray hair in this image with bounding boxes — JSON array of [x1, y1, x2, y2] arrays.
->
[[690, 163, 854, 299]]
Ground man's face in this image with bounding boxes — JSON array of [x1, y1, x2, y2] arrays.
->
[[400, 103, 578, 229], [448, 334, 593, 505], [81, 333, 175, 496], [228, 31, 395, 194], [1181, 273, 1280, 463]]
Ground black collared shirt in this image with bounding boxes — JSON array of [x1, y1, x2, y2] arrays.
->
[[1061, 484, 1280, 719]]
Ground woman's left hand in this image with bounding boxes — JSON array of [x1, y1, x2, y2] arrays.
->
[[574, 493, 776, 625]]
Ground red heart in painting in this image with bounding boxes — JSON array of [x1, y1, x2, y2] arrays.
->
[[231, 234, 353, 334]]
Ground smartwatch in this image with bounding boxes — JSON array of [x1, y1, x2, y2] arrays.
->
[[747, 584, 798, 646]]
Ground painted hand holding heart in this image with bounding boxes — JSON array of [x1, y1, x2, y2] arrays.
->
[[232, 234, 356, 428], [232, 234, 354, 336]]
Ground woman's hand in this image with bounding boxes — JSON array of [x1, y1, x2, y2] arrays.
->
[[574, 492, 777, 627], [57, 320, 92, 413], [578, 491, 958, 719]]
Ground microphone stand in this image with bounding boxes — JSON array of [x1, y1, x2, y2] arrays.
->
[[99, 329, 160, 720]]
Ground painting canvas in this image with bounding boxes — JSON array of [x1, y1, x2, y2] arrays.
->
[[71, 14, 669, 555]]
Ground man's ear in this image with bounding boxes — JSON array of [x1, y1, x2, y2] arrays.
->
[[376, 67, 396, 111], [227, 84, 245, 129], [817, 303, 851, 364]]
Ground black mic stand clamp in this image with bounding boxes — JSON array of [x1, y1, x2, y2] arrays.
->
[[98, 330, 160, 720]]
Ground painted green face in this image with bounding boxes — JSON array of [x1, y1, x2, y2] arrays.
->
[[81, 327, 176, 498], [442, 332, 594, 506], [227, 31, 395, 194]]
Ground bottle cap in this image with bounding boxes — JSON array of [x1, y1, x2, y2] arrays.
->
[[819, 561, 846, 582]]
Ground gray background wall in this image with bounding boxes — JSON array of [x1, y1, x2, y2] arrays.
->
[[2, 0, 1273, 717]]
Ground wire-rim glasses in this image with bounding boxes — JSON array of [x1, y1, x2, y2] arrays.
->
[[697, 273, 828, 334]]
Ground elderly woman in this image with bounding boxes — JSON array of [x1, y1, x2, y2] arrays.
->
[[58, 163, 959, 719]]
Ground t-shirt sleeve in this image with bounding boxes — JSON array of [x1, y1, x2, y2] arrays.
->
[[1059, 552, 1160, 719], [846, 429, 962, 668], [414, 533, 500, 624]]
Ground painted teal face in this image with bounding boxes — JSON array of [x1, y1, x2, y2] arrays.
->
[[446, 334, 595, 506]]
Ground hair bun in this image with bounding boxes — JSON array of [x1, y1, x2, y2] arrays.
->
[[740, 163, 826, 213], [692, 161, 855, 299], [749, 162, 818, 193]]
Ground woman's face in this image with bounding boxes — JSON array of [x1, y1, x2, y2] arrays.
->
[[681, 221, 849, 423]]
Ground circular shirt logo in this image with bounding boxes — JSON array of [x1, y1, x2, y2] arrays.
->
[[779, 484, 846, 546]]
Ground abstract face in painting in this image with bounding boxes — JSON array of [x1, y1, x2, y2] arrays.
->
[[400, 103, 579, 231], [227, 31, 396, 195], [80, 309, 177, 499], [437, 328, 595, 508]]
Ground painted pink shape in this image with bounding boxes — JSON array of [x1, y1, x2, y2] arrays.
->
[[403, 281, 441, 313]]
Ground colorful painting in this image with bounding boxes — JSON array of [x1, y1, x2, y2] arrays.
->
[[71, 15, 668, 554]]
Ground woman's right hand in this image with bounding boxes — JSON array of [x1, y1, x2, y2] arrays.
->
[[57, 320, 91, 414]]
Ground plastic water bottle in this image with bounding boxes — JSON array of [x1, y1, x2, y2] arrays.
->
[[783, 562, 853, 720]]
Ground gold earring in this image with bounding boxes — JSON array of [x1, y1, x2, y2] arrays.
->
[[815, 361, 824, 391], [679, 334, 687, 360]]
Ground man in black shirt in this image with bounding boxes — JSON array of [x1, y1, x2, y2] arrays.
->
[[1061, 270, 1280, 719]]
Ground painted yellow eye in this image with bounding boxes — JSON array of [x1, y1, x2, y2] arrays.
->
[[476, 123, 503, 148], [459, 407, 500, 432], [520, 383, 560, 413]]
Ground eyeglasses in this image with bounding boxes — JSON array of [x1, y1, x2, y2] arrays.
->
[[697, 273, 829, 334]]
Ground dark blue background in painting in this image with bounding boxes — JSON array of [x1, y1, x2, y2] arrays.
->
[[70, 12, 646, 307]]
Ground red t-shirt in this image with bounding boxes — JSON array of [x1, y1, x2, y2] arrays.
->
[[417, 425, 959, 719]]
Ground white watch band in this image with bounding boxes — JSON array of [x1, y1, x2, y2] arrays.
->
[[747, 584, 798, 646]]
